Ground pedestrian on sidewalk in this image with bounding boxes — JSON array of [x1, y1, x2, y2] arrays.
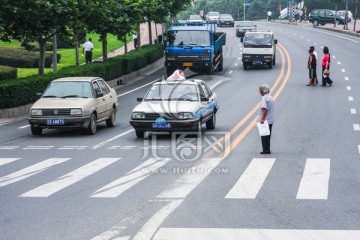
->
[[321, 46, 333, 86], [267, 11, 272, 21], [82, 38, 94, 64], [133, 33, 138, 49], [258, 84, 275, 154], [306, 48, 317, 86]]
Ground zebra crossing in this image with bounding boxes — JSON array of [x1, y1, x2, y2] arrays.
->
[[0, 157, 331, 200]]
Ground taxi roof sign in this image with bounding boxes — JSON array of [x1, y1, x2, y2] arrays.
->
[[167, 70, 186, 81]]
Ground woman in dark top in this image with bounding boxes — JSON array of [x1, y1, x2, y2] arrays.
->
[[306, 48, 317, 86]]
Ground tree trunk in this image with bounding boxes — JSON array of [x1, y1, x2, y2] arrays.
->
[[334, 4, 337, 27], [148, 18, 153, 45], [38, 38, 46, 76], [354, 2, 358, 32], [123, 35, 128, 54], [74, 28, 80, 66], [101, 33, 108, 61], [137, 25, 141, 49]]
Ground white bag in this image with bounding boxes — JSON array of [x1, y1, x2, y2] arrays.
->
[[257, 121, 270, 136]]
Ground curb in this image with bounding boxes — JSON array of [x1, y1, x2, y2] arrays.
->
[[0, 58, 164, 121]]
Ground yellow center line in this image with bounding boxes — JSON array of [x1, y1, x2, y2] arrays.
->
[[217, 43, 291, 159]]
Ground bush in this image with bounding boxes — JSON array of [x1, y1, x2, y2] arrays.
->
[[0, 47, 61, 68], [0, 65, 17, 81], [0, 44, 164, 109]]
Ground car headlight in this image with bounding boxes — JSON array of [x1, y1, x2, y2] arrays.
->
[[263, 55, 272, 59], [178, 112, 193, 119], [243, 55, 251, 59], [31, 109, 42, 116], [132, 112, 145, 119], [70, 108, 83, 115]]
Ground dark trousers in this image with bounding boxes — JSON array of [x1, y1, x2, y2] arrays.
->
[[134, 38, 138, 49], [322, 65, 332, 85], [85, 51, 92, 64], [261, 124, 272, 152]]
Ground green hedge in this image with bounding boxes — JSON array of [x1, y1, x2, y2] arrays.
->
[[0, 47, 61, 68], [0, 65, 17, 81], [0, 44, 164, 109]]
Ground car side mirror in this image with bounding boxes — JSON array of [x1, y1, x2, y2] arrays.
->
[[201, 97, 209, 102], [137, 97, 143, 102], [96, 92, 104, 98], [36, 93, 42, 99], [274, 39, 278, 44]]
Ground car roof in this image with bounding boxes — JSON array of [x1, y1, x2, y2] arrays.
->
[[52, 77, 101, 82], [154, 79, 203, 85], [207, 12, 220, 15], [169, 26, 212, 31]]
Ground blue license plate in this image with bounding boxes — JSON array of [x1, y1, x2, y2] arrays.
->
[[152, 123, 171, 129], [47, 119, 64, 125], [253, 60, 263, 65]]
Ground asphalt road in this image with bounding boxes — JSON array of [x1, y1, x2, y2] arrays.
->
[[1, 21, 360, 240]]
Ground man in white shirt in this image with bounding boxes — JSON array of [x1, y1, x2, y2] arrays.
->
[[82, 38, 94, 63], [132, 33, 138, 49], [267, 11, 272, 21]]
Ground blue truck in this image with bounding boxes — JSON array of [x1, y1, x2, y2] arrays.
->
[[164, 22, 226, 76]]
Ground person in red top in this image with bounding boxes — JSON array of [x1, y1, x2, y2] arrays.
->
[[321, 46, 333, 86]]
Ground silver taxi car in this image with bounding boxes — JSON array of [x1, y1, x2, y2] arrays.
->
[[129, 78, 218, 138], [28, 77, 119, 135]]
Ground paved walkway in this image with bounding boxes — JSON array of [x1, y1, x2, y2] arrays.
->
[[98, 22, 163, 60]]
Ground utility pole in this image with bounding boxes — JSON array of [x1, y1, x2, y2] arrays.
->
[[344, 0, 349, 30], [52, 34, 57, 74]]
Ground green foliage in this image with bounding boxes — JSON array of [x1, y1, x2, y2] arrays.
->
[[0, 44, 164, 109], [0, 65, 17, 81], [0, 48, 60, 68]]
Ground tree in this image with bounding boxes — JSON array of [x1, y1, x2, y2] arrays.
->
[[0, 0, 72, 75]]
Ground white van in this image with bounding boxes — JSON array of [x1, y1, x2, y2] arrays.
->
[[240, 31, 277, 70]]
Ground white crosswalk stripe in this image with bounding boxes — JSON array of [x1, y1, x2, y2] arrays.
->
[[0, 158, 21, 167], [296, 158, 330, 199], [0, 158, 71, 187], [91, 158, 171, 198], [21, 158, 121, 197], [225, 158, 276, 199]]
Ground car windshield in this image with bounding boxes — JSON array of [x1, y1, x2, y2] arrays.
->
[[244, 33, 272, 47], [220, 14, 233, 19], [208, 12, 220, 16], [144, 83, 199, 101], [168, 30, 210, 47], [239, 22, 254, 27], [42, 81, 93, 98]]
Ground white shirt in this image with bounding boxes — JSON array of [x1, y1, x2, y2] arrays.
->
[[313, 50, 318, 60], [83, 41, 94, 51], [133, 34, 137, 39], [267, 11, 272, 17]]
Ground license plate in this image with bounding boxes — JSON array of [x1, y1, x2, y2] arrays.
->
[[183, 62, 193, 67], [152, 123, 171, 129], [47, 119, 64, 125], [253, 60, 263, 65]]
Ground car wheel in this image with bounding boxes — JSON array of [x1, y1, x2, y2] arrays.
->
[[86, 113, 97, 135], [314, 19, 319, 26], [135, 130, 144, 138], [243, 63, 248, 70], [207, 64, 214, 75], [268, 63, 273, 69], [206, 113, 216, 130], [31, 126, 43, 136], [273, 55, 276, 65], [336, 20, 340, 25], [106, 108, 116, 127]]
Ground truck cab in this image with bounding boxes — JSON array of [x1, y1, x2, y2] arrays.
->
[[240, 31, 277, 70], [164, 22, 226, 76]]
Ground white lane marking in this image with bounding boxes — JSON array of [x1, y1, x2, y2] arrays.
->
[[238, 57, 241, 60], [345, 77, 349, 81], [351, 109, 356, 114], [228, 70, 233, 74], [296, 158, 330, 199], [133, 200, 183, 240], [23, 146, 54, 150], [225, 158, 276, 199], [349, 96, 354, 101], [0, 158, 20, 167], [300, 36, 304, 38], [92, 129, 134, 149], [21, 158, 120, 197], [18, 125, 30, 129], [0, 158, 71, 187], [0, 146, 19, 150], [342, 69, 346, 72], [332, 55, 336, 58], [353, 124, 360, 131], [347, 86, 352, 90], [91, 158, 171, 198], [117, 79, 158, 97], [306, 28, 359, 43], [157, 158, 223, 199], [358, 145, 360, 154], [337, 61, 341, 65], [154, 228, 360, 240], [307, 39, 310, 41], [90, 216, 137, 240], [234, 63, 238, 67]]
